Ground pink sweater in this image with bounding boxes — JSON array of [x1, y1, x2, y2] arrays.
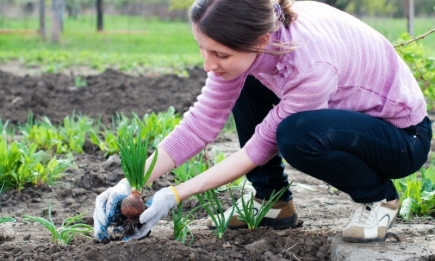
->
[[160, 1, 427, 167]]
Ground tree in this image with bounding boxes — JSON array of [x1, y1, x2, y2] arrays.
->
[[51, 0, 64, 43], [96, 0, 103, 31], [39, 0, 46, 40]]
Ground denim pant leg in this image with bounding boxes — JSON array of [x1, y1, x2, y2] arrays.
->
[[276, 109, 432, 203], [233, 75, 292, 201]]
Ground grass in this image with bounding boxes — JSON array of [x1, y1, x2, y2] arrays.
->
[[0, 15, 202, 74], [0, 15, 433, 73], [361, 17, 435, 56]]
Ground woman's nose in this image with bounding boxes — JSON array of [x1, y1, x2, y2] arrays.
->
[[203, 54, 217, 73]]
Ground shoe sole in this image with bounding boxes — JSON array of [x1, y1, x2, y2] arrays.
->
[[207, 213, 299, 230], [342, 218, 396, 243]]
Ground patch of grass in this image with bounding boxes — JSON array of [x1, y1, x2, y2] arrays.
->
[[0, 16, 202, 74], [362, 17, 435, 57]]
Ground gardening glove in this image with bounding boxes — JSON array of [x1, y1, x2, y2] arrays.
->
[[93, 178, 131, 242], [123, 186, 180, 242]]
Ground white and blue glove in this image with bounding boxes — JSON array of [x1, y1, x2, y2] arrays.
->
[[93, 178, 131, 242], [93, 180, 179, 242]]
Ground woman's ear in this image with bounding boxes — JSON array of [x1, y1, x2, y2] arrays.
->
[[256, 33, 271, 51]]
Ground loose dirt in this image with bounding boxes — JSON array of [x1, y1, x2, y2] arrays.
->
[[0, 68, 434, 261]]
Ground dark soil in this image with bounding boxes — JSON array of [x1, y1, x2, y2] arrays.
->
[[0, 68, 433, 261]]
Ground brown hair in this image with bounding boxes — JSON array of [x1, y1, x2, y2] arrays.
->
[[189, 0, 297, 54]]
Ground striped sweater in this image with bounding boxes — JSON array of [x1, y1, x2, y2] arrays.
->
[[160, 1, 427, 167]]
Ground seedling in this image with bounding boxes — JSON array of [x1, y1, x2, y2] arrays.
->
[[0, 217, 16, 224], [232, 181, 291, 230], [73, 76, 87, 88], [196, 189, 234, 239], [171, 202, 202, 246], [59, 113, 93, 153], [173, 151, 208, 184], [22, 203, 93, 246], [117, 126, 158, 236]]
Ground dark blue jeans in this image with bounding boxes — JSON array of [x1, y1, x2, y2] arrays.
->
[[233, 76, 432, 203]]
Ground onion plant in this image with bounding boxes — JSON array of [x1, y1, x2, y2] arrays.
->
[[22, 203, 93, 246], [232, 181, 291, 230], [171, 202, 202, 246], [196, 189, 234, 239], [117, 126, 158, 235]]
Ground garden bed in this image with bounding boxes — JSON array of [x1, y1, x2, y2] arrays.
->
[[0, 68, 434, 261]]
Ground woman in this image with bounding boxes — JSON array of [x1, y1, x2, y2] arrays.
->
[[93, 0, 431, 243]]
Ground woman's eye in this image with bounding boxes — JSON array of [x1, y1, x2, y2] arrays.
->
[[216, 53, 228, 59]]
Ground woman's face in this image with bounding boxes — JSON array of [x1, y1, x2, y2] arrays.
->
[[192, 24, 259, 81]]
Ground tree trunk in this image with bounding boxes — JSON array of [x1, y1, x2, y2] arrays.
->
[[407, 0, 414, 37], [51, 0, 63, 43], [96, 0, 103, 31], [39, 0, 46, 40]]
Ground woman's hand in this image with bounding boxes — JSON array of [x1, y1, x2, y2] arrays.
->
[[123, 186, 179, 241], [93, 179, 131, 242]]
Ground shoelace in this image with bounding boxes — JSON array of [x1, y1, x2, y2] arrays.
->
[[351, 202, 377, 225]]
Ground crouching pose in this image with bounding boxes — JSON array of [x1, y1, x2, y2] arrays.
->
[[93, 0, 432, 243]]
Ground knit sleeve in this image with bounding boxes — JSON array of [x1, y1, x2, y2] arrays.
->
[[244, 62, 339, 165], [159, 73, 246, 167]]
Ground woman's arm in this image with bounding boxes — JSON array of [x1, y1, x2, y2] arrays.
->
[[175, 148, 257, 201], [145, 147, 176, 185]]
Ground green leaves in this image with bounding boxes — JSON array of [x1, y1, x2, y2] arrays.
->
[[173, 151, 208, 184], [232, 182, 291, 230], [394, 166, 435, 220], [171, 202, 202, 246], [394, 32, 435, 111], [0, 217, 16, 224], [22, 203, 93, 246], [196, 189, 233, 239], [117, 127, 158, 192], [0, 136, 73, 192]]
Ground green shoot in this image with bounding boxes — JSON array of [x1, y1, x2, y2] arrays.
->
[[173, 151, 208, 184], [0, 217, 16, 224], [74, 76, 87, 88], [117, 127, 158, 192], [22, 203, 93, 246], [171, 202, 202, 246], [232, 181, 291, 230], [196, 189, 234, 239]]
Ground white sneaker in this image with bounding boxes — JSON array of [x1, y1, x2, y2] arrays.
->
[[342, 199, 399, 243]]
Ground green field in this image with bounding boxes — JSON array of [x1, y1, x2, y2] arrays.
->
[[362, 17, 435, 56], [0, 15, 433, 73]]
